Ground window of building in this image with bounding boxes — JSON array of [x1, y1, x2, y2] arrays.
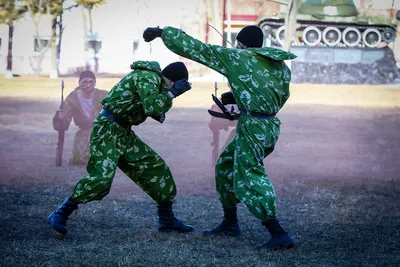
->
[[34, 37, 50, 53], [133, 40, 139, 55]]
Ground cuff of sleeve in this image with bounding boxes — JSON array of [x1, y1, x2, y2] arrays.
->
[[161, 26, 169, 40], [167, 91, 175, 99]]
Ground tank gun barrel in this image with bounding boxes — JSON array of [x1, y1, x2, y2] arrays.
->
[[269, 0, 289, 5]]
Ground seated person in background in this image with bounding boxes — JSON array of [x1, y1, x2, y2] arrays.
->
[[53, 70, 108, 165]]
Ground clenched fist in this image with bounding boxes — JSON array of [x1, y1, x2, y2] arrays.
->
[[143, 26, 163, 42]]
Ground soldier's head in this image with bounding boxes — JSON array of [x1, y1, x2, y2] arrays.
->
[[161, 62, 189, 89], [79, 70, 96, 93], [235, 25, 264, 49]]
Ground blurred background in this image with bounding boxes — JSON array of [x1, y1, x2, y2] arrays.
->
[[0, 0, 399, 84]]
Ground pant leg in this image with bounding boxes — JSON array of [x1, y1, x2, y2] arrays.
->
[[117, 135, 176, 204], [233, 117, 281, 221], [70, 117, 126, 204], [215, 136, 237, 208]]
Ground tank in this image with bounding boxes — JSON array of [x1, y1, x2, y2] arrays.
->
[[257, 0, 400, 84]]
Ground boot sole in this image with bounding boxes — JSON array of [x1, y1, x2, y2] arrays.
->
[[47, 217, 67, 237]]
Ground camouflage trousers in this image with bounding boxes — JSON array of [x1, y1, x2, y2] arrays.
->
[[70, 115, 176, 204], [215, 117, 281, 222]]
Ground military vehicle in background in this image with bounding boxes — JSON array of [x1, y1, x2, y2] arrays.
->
[[257, 0, 400, 84]]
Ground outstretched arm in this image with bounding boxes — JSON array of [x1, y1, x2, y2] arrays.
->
[[144, 26, 236, 76]]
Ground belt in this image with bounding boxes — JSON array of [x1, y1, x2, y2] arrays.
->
[[208, 108, 276, 120], [100, 109, 131, 129], [239, 110, 276, 120], [208, 94, 276, 120]]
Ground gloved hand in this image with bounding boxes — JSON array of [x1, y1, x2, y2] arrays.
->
[[143, 26, 163, 42], [221, 91, 236, 105], [151, 113, 166, 123], [168, 79, 192, 98]]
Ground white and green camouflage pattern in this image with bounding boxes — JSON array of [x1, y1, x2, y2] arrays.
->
[[101, 61, 173, 125], [71, 61, 176, 204], [161, 26, 296, 221]]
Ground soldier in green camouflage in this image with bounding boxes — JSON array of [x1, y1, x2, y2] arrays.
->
[[47, 61, 194, 236], [144, 25, 296, 250]]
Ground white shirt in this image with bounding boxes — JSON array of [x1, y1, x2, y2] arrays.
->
[[78, 96, 93, 118]]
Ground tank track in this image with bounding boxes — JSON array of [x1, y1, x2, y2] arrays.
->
[[259, 19, 396, 48]]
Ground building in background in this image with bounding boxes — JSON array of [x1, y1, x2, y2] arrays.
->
[[0, 0, 398, 79]]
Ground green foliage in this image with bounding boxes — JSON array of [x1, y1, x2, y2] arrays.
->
[[0, 0, 28, 25], [75, 0, 106, 10]]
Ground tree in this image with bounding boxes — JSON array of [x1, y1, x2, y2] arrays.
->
[[48, 0, 64, 78], [48, 0, 78, 78], [75, 0, 106, 73], [283, 0, 300, 52], [24, 0, 55, 77], [0, 0, 27, 78]]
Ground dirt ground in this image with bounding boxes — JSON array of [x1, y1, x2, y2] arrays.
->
[[0, 77, 399, 266]]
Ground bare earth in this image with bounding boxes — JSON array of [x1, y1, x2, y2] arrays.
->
[[0, 77, 399, 266]]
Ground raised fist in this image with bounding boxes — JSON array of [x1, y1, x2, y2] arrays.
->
[[143, 26, 163, 42]]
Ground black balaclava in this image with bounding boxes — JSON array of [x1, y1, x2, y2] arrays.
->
[[236, 25, 264, 48], [162, 62, 189, 82]]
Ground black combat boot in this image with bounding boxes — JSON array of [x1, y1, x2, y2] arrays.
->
[[157, 200, 194, 233], [256, 219, 294, 250], [203, 206, 241, 236], [47, 197, 78, 235]]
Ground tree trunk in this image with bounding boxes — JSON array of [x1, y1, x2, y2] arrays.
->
[[50, 16, 58, 78], [32, 36, 54, 78], [57, 14, 64, 76], [87, 8, 98, 73], [88, 8, 93, 34], [5, 22, 14, 78], [283, 0, 300, 52], [81, 6, 90, 70]]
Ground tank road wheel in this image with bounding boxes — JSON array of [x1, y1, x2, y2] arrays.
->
[[322, 27, 341, 46], [261, 24, 273, 47], [362, 28, 381, 48], [303, 26, 321, 47], [275, 26, 285, 46], [343, 27, 361, 47], [382, 28, 396, 43]]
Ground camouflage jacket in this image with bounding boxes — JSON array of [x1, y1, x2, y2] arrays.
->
[[161, 26, 297, 114], [101, 61, 173, 126]]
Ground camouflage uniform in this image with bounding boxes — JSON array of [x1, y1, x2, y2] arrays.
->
[[71, 61, 176, 204], [161, 27, 296, 221]]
